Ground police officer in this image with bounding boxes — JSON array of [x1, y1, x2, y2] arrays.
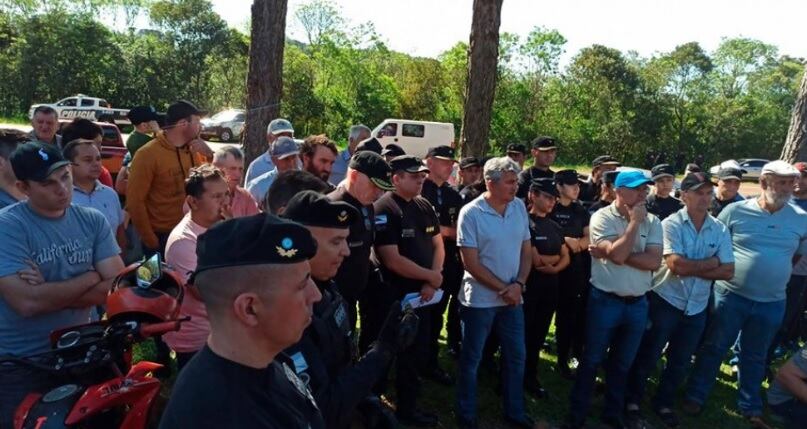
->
[[524, 178, 570, 398], [422, 146, 465, 366], [506, 143, 528, 169], [373, 155, 443, 427], [159, 214, 324, 429], [579, 155, 621, 207], [281, 191, 419, 429], [588, 170, 619, 214], [646, 163, 683, 220], [517, 136, 558, 200], [457, 157, 482, 193], [327, 151, 395, 336], [550, 169, 591, 379]]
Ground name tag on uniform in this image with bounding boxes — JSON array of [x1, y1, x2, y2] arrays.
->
[[402, 229, 416, 238]]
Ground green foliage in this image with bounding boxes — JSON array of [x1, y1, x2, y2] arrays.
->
[[0, 0, 801, 167]]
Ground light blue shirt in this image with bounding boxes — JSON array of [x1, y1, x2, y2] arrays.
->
[[72, 181, 124, 232], [0, 203, 120, 355], [246, 168, 279, 203], [653, 208, 734, 315], [457, 196, 530, 308], [329, 149, 353, 186], [245, 152, 274, 185], [716, 198, 807, 302], [0, 188, 21, 210]]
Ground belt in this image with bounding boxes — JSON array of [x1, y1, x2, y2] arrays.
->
[[600, 288, 646, 304]]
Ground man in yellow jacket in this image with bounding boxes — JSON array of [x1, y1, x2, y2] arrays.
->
[[126, 100, 212, 257]]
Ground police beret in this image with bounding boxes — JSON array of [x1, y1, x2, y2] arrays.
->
[[381, 143, 406, 157], [282, 190, 359, 229], [390, 155, 429, 173], [194, 213, 317, 278]]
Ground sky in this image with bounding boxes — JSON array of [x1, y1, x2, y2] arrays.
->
[[206, 0, 807, 63]]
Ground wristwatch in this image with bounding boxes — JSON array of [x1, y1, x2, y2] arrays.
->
[[514, 280, 526, 292]]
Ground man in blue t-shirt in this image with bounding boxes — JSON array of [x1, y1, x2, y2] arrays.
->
[[0, 142, 124, 427], [684, 161, 807, 426]]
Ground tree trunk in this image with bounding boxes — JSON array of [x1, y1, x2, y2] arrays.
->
[[459, 0, 503, 158], [781, 63, 807, 163], [243, 0, 288, 167]]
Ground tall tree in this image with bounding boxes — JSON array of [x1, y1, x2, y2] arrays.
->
[[459, 0, 503, 158], [780, 63, 807, 162], [243, 0, 288, 166]]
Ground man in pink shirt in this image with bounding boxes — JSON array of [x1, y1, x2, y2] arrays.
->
[[212, 146, 259, 217], [164, 164, 230, 370]]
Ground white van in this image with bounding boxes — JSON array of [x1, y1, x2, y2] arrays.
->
[[371, 119, 455, 158]]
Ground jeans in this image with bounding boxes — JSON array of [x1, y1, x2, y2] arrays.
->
[[625, 292, 707, 410], [569, 287, 648, 424], [457, 304, 526, 422], [685, 286, 785, 416], [770, 399, 807, 429]]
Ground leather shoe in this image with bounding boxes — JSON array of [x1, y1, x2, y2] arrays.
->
[[504, 415, 535, 429], [396, 409, 438, 427], [524, 379, 548, 399], [423, 367, 455, 386]]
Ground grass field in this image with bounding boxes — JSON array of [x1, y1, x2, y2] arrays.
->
[[134, 311, 794, 429]]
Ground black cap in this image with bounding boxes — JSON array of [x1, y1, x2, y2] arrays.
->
[[426, 145, 457, 161], [11, 142, 71, 182], [529, 178, 559, 197], [602, 170, 619, 185], [592, 155, 621, 167], [127, 106, 163, 125], [381, 143, 406, 157], [717, 167, 744, 181], [651, 164, 676, 181], [685, 163, 702, 173], [355, 137, 383, 154], [349, 151, 394, 191], [531, 136, 557, 151], [554, 169, 580, 185], [166, 100, 207, 125], [194, 214, 317, 279], [459, 157, 481, 170], [680, 172, 715, 191], [282, 190, 359, 229], [390, 155, 429, 174], [507, 143, 527, 155]]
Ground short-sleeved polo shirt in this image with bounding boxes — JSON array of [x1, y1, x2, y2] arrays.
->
[[652, 208, 734, 315], [589, 204, 663, 297], [457, 196, 531, 308]]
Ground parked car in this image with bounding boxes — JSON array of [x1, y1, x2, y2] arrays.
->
[[201, 109, 245, 142], [371, 119, 455, 158], [58, 120, 127, 178], [30, 94, 130, 125], [709, 158, 768, 181]]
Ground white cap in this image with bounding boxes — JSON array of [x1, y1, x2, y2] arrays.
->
[[761, 160, 801, 177]]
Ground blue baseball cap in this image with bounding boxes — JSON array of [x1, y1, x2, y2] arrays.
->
[[615, 170, 653, 189]]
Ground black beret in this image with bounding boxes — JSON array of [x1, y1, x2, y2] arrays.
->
[[282, 190, 359, 229], [426, 145, 457, 161], [193, 214, 317, 279], [554, 169, 580, 185], [651, 164, 676, 181], [355, 137, 383, 154], [529, 178, 559, 197], [531, 136, 557, 151]]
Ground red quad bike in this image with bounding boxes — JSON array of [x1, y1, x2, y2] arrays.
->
[[5, 254, 186, 429]]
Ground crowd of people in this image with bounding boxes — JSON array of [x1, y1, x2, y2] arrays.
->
[[0, 101, 806, 429]]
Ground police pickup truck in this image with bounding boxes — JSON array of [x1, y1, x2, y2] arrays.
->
[[29, 94, 130, 125]]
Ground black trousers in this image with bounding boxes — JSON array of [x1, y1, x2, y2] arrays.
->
[[396, 305, 432, 415], [524, 271, 559, 382], [0, 364, 57, 429], [427, 257, 463, 366], [556, 253, 589, 365]]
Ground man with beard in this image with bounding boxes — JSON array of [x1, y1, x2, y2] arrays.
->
[[684, 161, 807, 427], [301, 135, 338, 187]]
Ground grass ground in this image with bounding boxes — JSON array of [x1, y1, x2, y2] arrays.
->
[[134, 312, 793, 429]]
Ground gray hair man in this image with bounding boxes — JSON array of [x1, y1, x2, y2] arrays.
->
[[456, 156, 534, 428], [244, 118, 295, 184], [684, 161, 807, 427], [212, 146, 259, 218], [330, 124, 371, 186]]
